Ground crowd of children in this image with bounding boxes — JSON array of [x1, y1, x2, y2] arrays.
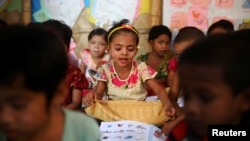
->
[[0, 17, 250, 141]]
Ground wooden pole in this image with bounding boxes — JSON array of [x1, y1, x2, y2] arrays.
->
[[22, 0, 31, 24], [150, 0, 162, 26]]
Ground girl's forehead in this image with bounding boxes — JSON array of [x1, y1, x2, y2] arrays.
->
[[112, 32, 136, 37], [90, 34, 106, 40], [111, 33, 137, 42]]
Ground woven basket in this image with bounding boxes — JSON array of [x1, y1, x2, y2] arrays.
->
[[85, 100, 170, 126]]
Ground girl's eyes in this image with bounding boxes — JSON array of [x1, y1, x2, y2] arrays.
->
[[100, 43, 107, 46], [158, 41, 170, 45], [115, 48, 121, 51], [90, 41, 96, 44], [159, 41, 164, 44], [114, 48, 135, 51], [90, 42, 107, 46]]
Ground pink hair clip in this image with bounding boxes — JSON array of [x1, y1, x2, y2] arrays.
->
[[121, 24, 133, 30]]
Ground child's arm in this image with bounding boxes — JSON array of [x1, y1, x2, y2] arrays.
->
[[167, 70, 175, 88], [167, 57, 177, 87], [94, 81, 106, 100], [169, 74, 180, 102], [82, 90, 95, 106], [156, 77, 168, 86], [161, 101, 185, 135], [146, 79, 176, 117], [82, 80, 106, 106], [65, 88, 82, 110], [79, 61, 86, 74]]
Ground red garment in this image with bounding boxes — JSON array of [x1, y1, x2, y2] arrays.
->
[[63, 64, 88, 106], [166, 120, 208, 141], [168, 57, 178, 72], [146, 83, 165, 96]]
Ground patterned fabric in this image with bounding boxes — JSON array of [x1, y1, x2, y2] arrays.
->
[[64, 64, 88, 106], [168, 57, 178, 72], [137, 51, 173, 96], [137, 52, 173, 80], [80, 49, 110, 88], [166, 120, 208, 141], [94, 60, 157, 100]]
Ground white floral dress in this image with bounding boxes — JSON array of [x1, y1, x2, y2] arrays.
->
[[94, 60, 157, 100]]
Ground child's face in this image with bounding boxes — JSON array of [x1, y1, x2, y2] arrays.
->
[[89, 35, 107, 58], [108, 32, 138, 68], [0, 83, 49, 140], [179, 65, 248, 137], [149, 34, 170, 57], [174, 40, 194, 59]]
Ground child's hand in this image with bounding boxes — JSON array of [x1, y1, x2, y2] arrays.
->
[[82, 91, 96, 106], [161, 119, 177, 135], [165, 104, 176, 119]]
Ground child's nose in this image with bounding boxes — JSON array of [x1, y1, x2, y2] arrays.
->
[[121, 48, 128, 55], [163, 43, 169, 49], [185, 98, 201, 115]]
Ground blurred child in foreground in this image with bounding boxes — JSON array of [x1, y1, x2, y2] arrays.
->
[[166, 29, 250, 141], [0, 25, 101, 141]]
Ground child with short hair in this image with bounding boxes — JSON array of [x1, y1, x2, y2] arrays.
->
[[83, 19, 175, 117], [158, 27, 206, 136], [167, 26, 205, 103], [207, 19, 234, 36], [43, 19, 88, 110], [79, 28, 110, 90], [137, 25, 173, 96], [166, 29, 250, 141], [0, 25, 101, 141]]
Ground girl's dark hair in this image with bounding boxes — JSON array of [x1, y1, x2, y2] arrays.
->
[[107, 19, 139, 45], [148, 25, 172, 41], [179, 29, 250, 124], [88, 28, 108, 42], [0, 25, 68, 103]]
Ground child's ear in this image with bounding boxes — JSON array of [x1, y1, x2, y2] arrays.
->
[[51, 79, 67, 106], [239, 88, 250, 112]]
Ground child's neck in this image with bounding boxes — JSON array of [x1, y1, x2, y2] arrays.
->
[[114, 62, 133, 80], [91, 54, 105, 65], [150, 51, 165, 58], [148, 52, 164, 70]]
